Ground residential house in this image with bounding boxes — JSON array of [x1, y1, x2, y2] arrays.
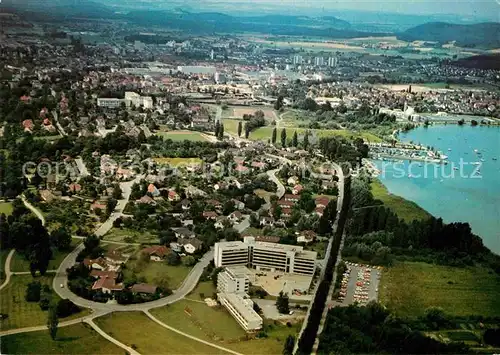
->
[[172, 227, 195, 239], [260, 216, 275, 227], [137, 195, 156, 205], [90, 270, 118, 280], [206, 199, 222, 209], [281, 207, 292, 219], [284, 194, 300, 203], [315, 196, 331, 209], [168, 190, 180, 202], [131, 283, 158, 295], [287, 176, 300, 186], [228, 211, 243, 223], [68, 183, 82, 193], [315, 207, 325, 217], [147, 184, 160, 197], [292, 184, 304, 195], [22, 119, 34, 132], [296, 230, 316, 244], [141, 245, 170, 261], [215, 216, 228, 230], [181, 199, 191, 211], [251, 161, 266, 170], [203, 211, 219, 220], [177, 237, 203, 254], [40, 190, 57, 203], [232, 199, 245, 210], [169, 242, 183, 253], [90, 201, 107, 213], [83, 257, 108, 270], [92, 277, 124, 294], [234, 165, 249, 174]]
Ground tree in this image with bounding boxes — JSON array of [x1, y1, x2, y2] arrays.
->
[[182, 255, 196, 267], [283, 335, 295, 355], [39, 285, 52, 310], [276, 291, 290, 314], [106, 198, 117, 215], [249, 213, 260, 228], [166, 251, 181, 266], [271, 127, 277, 144], [218, 124, 224, 140], [25, 281, 42, 302], [47, 304, 59, 340], [51, 227, 72, 251], [56, 299, 80, 318], [303, 132, 309, 150], [112, 185, 123, 199], [281, 128, 287, 147], [292, 131, 298, 147], [237, 121, 242, 137], [214, 121, 220, 137], [273, 205, 282, 220], [274, 95, 284, 110], [244, 123, 250, 139]]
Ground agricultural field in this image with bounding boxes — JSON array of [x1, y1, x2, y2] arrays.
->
[[152, 157, 203, 166], [371, 179, 431, 222], [94, 311, 228, 355], [156, 130, 209, 142], [223, 106, 277, 120], [122, 252, 192, 290], [379, 262, 500, 318], [10, 239, 81, 272], [0, 323, 122, 354], [0, 202, 14, 215], [0, 275, 89, 330], [247, 126, 382, 143]]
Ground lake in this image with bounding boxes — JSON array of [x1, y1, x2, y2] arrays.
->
[[373, 124, 500, 254]]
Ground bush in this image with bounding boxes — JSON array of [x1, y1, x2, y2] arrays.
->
[[56, 299, 81, 318], [25, 281, 42, 302], [39, 285, 52, 310]]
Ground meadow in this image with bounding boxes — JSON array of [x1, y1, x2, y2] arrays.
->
[[379, 261, 500, 318]]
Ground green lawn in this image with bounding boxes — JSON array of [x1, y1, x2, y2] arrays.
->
[[379, 262, 500, 318], [103, 227, 156, 244], [0, 275, 89, 331], [240, 126, 382, 143], [0, 323, 122, 354], [0, 202, 13, 215], [10, 239, 81, 272], [0, 248, 11, 282], [156, 131, 209, 142], [94, 311, 229, 354], [371, 179, 431, 222], [123, 256, 192, 290], [152, 157, 203, 166], [305, 240, 328, 259]]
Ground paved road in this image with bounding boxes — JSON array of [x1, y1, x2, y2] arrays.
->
[[145, 311, 241, 355], [52, 110, 68, 137], [233, 215, 250, 233], [0, 250, 15, 291], [53, 246, 214, 311], [21, 195, 46, 226], [267, 168, 285, 199], [86, 318, 140, 355]]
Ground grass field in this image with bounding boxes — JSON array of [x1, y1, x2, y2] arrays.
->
[[148, 281, 301, 354], [94, 311, 229, 354], [103, 228, 156, 244], [223, 107, 277, 120], [0, 202, 13, 215], [371, 179, 431, 222], [152, 157, 203, 166], [0, 275, 89, 330], [123, 256, 192, 290], [156, 131, 209, 142], [0, 323, 122, 354], [379, 262, 500, 318], [10, 239, 81, 272]]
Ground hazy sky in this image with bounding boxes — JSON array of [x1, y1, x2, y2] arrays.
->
[[195, 0, 500, 18]]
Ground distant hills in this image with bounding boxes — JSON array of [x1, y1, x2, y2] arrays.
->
[[398, 22, 500, 49], [448, 54, 500, 70]]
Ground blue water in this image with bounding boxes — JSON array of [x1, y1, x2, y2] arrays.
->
[[373, 125, 500, 254]]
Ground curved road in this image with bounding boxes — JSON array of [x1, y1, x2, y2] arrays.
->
[[21, 195, 46, 226], [267, 169, 285, 199], [0, 250, 15, 292]]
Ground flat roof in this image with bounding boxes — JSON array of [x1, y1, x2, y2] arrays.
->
[[225, 266, 249, 278], [218, 292, 262, 323]]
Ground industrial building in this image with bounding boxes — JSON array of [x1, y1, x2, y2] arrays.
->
[[214, 237, 317, 276]]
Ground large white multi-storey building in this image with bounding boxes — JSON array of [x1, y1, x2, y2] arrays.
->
[[217, 292, 263, 331], [214, 237, 317, 276], [217, 266, 249, 295], [97, 92, 153, 109]]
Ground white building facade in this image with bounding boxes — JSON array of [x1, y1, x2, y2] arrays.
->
[[217, 266, 250, 295], [214, 237, 317, 276], [217, 292, 262, 332]]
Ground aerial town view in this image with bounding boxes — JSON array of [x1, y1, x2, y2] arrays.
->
[[0, 0, 499, 354]]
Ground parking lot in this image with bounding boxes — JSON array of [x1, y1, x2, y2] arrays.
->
[[335, 262, 381, 306]]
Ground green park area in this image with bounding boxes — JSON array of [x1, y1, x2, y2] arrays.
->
[[371, 179, 431, 222], [10, 239, 81, 272], [122, 251, 193, 290], [103, 227, 156, 244], [0, 323, 122, 354], [0, 275, 89, 330], [150, 281, 301, 354], [94, 311, 229, 354], [0, 249, 11, 281], [379, 262, 500, 318], [0, 202, 14, 215], [223, 119, 382, 143], [156, 130, 209, 142]]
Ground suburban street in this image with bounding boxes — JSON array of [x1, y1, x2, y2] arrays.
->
[[267, 168, 285, 199]]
